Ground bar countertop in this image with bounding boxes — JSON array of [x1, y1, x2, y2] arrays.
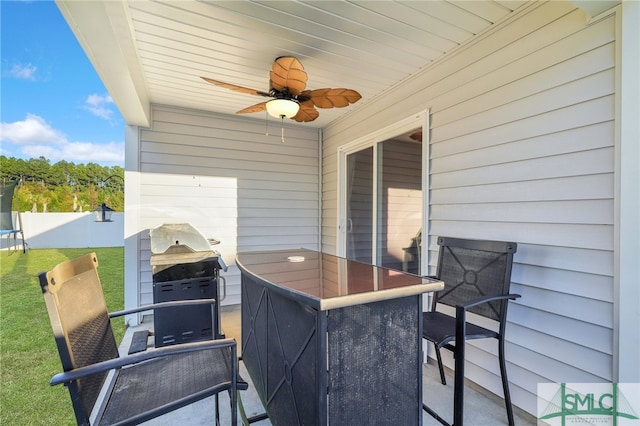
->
[[236, 248, 443, 311]]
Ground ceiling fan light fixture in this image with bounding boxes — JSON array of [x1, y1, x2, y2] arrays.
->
[[266, 98, 299, 119]]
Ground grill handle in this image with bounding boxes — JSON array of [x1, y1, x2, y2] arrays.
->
[[219, 275, 226, 302]]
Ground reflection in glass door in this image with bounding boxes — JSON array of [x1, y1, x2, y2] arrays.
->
[[378, 139, 422, 274], [346, 147, 373, 263], [345, 132, 422, 274]]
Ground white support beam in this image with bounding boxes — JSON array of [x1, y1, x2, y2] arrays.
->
[[614, 0, 640, 383]]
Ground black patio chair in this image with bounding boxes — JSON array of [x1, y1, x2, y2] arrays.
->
[[39, 252, 247, 426], [0, 180, 26, 254], [422, 237, 519, 426]]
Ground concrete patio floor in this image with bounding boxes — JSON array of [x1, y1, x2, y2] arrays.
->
[[127, 306, 535, 426]]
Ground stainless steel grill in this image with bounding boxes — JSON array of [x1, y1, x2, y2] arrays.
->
[[150, 223, 227, 347]]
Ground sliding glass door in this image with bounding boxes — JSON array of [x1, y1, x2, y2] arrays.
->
[[344, 130, 423, 274]]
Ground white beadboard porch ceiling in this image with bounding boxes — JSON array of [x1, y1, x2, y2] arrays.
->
[[57, 0, 538, 129]]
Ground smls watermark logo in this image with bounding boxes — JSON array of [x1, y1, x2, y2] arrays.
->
[[538, 383, 640, 425]]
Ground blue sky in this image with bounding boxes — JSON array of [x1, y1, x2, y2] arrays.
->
[[1, 1, 125, 167]]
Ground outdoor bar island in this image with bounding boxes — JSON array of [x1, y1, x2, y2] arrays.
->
[[236, 248, 444, 426]]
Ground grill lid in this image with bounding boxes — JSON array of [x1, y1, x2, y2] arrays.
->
[[149, 223, 227, 271], [150, 223, 212, 254]]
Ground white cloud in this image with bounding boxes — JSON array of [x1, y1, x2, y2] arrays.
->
[[0, 114, 66, 144], [21, 141, 124, 164], [0, 114, 124, 165], [10, 63, 37, 80], [84, 93, 115, 120]]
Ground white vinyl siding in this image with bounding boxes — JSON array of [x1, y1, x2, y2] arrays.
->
[[136, 105, 320, 306], [322, 1, 617, 417]]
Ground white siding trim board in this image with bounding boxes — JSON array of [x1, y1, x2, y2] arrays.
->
[[614, 1, 640, 383], [124, 125, 142, 325]]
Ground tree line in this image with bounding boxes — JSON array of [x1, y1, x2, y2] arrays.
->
[[1, 156, 124, 213]]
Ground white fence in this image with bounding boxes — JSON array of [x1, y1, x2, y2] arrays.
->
[[2, 212, 125, 250]]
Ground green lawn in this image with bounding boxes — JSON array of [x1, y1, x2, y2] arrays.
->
[[0, 248, 125, 425]]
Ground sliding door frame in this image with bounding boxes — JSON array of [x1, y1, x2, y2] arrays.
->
[[336, 110, 431, 273]]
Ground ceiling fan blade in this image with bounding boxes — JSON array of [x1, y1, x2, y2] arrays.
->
[[201, 77, 270, 97], [237, 102, 268, 114], [410, 131, 423, 142], [292, 101, 319, 122], [302, 88, 362, 109], [270, 56, 307, 95]]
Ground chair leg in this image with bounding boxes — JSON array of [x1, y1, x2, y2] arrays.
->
[[498, 337, 515, 426], [215, 393, 220, 426], [453, 307, 466, 426], [435, 346, 447, 385], [229, 388, 237, 426]]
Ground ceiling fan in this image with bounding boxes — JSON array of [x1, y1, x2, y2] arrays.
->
[[201, 56, 361, 123]]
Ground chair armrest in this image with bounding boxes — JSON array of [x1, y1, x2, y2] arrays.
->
[[108, 299, 216, 318], [459, 293, 521, 311], [50, 338, 236, 386]]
